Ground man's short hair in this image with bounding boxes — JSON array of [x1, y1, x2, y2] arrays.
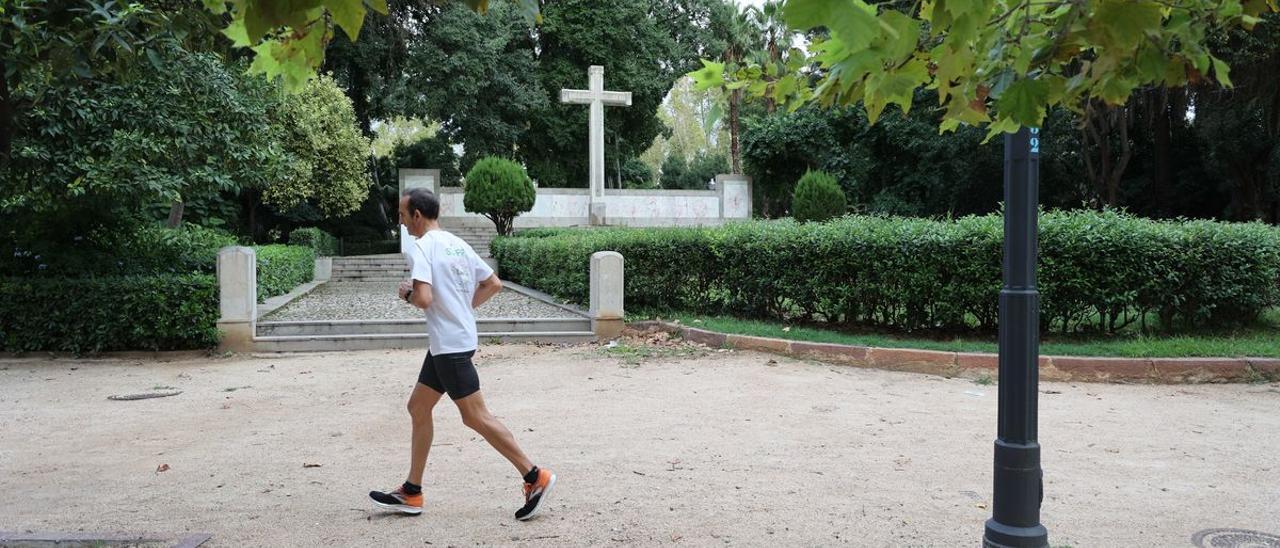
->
[[404, 188, 440, 220]]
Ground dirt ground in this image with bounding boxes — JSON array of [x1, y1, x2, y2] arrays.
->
[[1, 337, 1277, 547]]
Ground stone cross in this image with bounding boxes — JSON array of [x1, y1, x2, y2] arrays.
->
[[560, 65, 631, 201]]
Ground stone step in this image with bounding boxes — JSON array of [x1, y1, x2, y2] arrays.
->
[[257, 318, 591, 337], [327, 275, 407, 282], [331, 268, 410, 275], [331, 265, 407, 271], [252, 331, 596, 352], [332, 260, 406, 267], [334, 254, 403, 262]]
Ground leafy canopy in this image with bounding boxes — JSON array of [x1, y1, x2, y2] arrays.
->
[[207, 0, 540, 90], [690, 0, 1280, 139]]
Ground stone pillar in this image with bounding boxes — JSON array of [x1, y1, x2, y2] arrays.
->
[[217, 246, 257, 353], [314, 257, 332, 281], [398, 168, 440, 256], [716, 174, 753, 220], [590, 202, 608, 226], [589, 251, 625, 340]]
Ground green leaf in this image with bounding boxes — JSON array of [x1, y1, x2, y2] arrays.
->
[[982, 116, 1021, 143], [365, 0, 389, 14], [325, 0, 366, 41], [997, 78, 1049, 126], [688, 59, 725, 91], [221, 19, 252, 47], [784, 0, 880, 51], [1210, 55, 1233, 87], [1135, 44, 1167, 82], [1090, 0, 1163, 52], [203, 0, 227, 15], [879, 9, 921, 62]]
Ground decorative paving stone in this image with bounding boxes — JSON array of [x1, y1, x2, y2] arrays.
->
[[263, 282, 581, 321]]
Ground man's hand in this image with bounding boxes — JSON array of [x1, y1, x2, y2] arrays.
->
[[473, 274, 503, 309], [398, 280, 413, 301]]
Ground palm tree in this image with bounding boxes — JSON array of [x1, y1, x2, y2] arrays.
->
[[746, 0, 789, 113], [709, 1, 760, 174]]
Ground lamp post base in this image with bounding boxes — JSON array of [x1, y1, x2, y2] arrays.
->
[[983, 520, 1048, 548]]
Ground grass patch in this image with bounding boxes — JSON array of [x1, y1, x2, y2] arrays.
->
[[600, 341, 704, 366], [639, 309, 1280, 358]]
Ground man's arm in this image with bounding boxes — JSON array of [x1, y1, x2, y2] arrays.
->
[[400, 279, 434, 310], [473, 273, 502, 309]]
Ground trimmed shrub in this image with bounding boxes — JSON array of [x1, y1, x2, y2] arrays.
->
[[463, 157, 535, 236], [255, 245, 315, 301], [341, 239, 400, 256], [289, 227, 339, 257], [1, 224, 237, 277], [0, 274, 219, 353], [491, 210, 1280, 333], [792, 170, 847, 222]]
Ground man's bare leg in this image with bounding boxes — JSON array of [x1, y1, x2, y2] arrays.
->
[[408, 383, 444, 485], [454, 391, 533, 475]]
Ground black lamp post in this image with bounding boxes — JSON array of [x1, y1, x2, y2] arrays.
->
[[983, 127, 1050, 547]]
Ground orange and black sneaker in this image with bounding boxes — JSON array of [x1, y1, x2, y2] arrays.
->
[[369, 485, 423, 515], [515, 467, 556, 521]]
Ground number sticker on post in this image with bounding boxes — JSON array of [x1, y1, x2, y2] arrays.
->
[[1029, 128, 1041, 154]]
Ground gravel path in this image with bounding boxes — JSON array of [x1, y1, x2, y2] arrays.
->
[[263, 282, 582, 320], [1, 341, 1277, 546]]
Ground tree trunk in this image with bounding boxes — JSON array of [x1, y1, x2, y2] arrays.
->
[[165, 200, 185, 228], [1151, 88, 1172, 215], [242, 190, 260, 243], [1081, 101, 1133, 209], [729, 89, 741, 174], [0, 68, 11, 162], [1228, 152, 1270, 221]]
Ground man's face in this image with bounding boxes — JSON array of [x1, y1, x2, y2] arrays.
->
[[398, 195, 412, 228], [399, 195, 426, 236]]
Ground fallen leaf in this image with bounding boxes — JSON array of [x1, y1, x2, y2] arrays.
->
[[976, 502, 987, 509], [156, 464, 170, 473], [766, 359, 778, 367], [303, 463, 322, 468]]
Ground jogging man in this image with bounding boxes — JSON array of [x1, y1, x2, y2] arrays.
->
[[369, 188, 555, 521]]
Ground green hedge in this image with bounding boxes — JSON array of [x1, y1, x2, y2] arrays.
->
[[492, 210, 1280, 333], [341, 239, 400, 256], [2, 224, 237, 277], [289, 227, 339, 256], [0, 274, 219, 353], [255, 245, 314, 301]]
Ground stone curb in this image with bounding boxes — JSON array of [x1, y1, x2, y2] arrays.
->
[[625, 321, 1276, 384], [0, 350, 221, 362], [258, 279, 326, 320], [502, 281, 591, 318]]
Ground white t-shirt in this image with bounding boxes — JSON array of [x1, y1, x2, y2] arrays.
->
[[407, 230, 495, 355]]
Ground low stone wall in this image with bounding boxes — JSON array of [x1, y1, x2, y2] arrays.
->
[[627, 321, 1280, 384], [399, 169, 752, 229]]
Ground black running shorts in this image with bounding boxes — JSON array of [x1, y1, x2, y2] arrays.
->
[[417, 350, 480, 400]]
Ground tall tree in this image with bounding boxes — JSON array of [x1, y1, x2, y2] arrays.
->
[[322, 0, 438, 135], [519, 0, 721, 186], [398, 1, 547, 173], [705, 0, 759, 173], [1194, 12, 1280, 221], [0, 0, 214, 160]]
